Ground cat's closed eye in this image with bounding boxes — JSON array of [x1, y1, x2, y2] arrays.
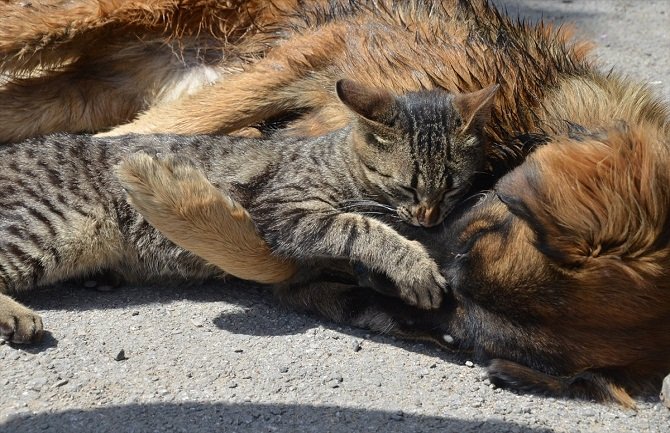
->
[[398, 185, 419, 201], [361, 160, 393, 178]]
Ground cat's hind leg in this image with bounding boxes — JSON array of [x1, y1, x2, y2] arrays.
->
[[116, 151, 297, 284]]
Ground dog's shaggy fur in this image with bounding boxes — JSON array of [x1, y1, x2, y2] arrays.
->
[[2, 0, 670, 406]]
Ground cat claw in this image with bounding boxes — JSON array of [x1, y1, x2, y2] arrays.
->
[[396, 260, 447, 310]]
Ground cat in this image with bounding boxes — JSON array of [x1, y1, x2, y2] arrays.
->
[[0, 79, 497, 343]]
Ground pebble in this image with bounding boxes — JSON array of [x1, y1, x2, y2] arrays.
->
[[581, 408, 596, 417], [660, 374, 670, 409], [190, 318, 205, 328], [465, 361, 474, 368], [351, 340, 362, 352], [53, 379, 69, 388], [279, 366, 289, 373], [28, 377, 48, 391], [389, 410, 405, 421], [325, 375, 343, 388], [113, 349, 128, 361]]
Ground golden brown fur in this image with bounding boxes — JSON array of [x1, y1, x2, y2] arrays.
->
[[2, 0, 670, 406], [441, 121, 670, 408], [0, 0, 282, 142], [116, 152, 297, 284]]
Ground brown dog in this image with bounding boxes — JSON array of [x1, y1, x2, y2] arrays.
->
[[2, 0, 670, 406]]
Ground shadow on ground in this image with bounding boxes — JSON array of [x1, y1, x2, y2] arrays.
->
[[15, 280, 461, 362], [1, 402, 553, 433]]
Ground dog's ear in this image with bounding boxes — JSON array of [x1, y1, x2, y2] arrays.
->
[[336, 79, 396, 126], [495, 154, 584, 266], [453, 84, 499, 133]]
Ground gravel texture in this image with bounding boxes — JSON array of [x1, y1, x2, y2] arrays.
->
[[1, 1, 670, 432]]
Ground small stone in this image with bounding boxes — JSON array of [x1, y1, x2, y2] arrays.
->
[[352, 341, 362, 352], [190, 318, 204, 328], [233, 349, 244, 353], [53, 379, 69, 388], [228, 382, 238, 389], [83, 280, 98, 289], [279, 366, 289, 373], [131, 311, 139, 316], [465, 361, 474, 368], [389, 410, 404, 421], [660, 373, 670, 409], [0, 338, 5, 345], [28, 377, 48, 391], [113, 349, 128, 361]]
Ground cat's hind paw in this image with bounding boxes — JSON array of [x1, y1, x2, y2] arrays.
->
[[0, 294, 43, 344]]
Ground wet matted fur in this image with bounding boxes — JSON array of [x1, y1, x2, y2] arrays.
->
[[1, 0, 669, 407]]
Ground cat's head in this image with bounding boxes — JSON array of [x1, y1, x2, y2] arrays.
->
[[336, 79, 498, 227]]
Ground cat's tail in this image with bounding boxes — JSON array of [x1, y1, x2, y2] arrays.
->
[[116, 151, 298, 284]]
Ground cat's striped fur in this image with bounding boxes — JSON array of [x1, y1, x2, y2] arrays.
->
[[0, 80, 495, 342]]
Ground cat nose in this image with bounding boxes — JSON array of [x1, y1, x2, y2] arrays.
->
[[416, 205, 439, 227]]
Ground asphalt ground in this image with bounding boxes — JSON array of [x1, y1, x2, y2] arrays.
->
[[1, 1, 669, 432]]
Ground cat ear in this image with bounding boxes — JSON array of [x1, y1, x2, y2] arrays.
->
[[452, 84, 499, 133], [336, 79, 396, 126]]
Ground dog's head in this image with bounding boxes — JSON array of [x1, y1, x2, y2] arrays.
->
[[438, 123, 670, 404]]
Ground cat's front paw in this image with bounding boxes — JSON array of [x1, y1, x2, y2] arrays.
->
[[394, 258, 447, 310], [0, 294, 43, 344]]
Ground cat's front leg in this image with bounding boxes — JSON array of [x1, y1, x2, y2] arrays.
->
[[0, 293, 43, 343], [273, 212, 447, 309]]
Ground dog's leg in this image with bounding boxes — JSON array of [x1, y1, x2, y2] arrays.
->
[[116, 151, 297, 284], [0, 38, 232, 143], [99, 29, 345, 137], [0, 67, 144, 143]]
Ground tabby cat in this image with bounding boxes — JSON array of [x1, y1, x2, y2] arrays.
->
[[0, 79, 496, 343]]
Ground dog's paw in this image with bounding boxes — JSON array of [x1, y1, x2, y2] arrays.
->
[[0, 294, 43, 344]]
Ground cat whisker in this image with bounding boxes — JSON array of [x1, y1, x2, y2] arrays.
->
[[336, 199, 396, 213]]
